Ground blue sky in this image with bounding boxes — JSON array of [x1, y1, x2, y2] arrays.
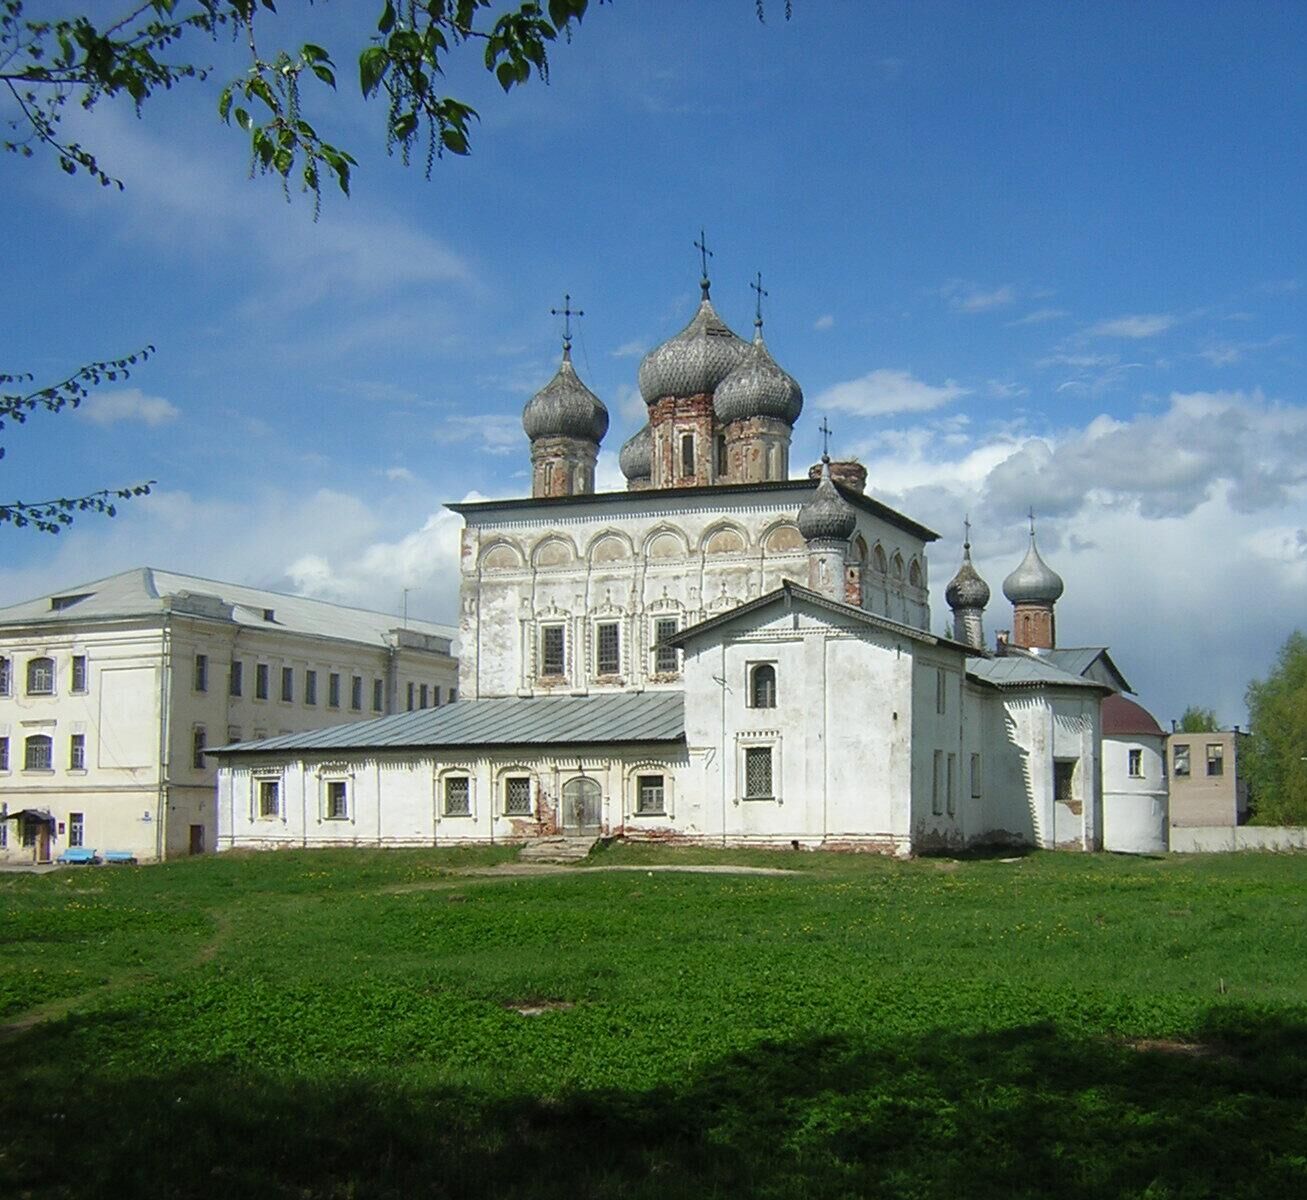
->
[[3, 1, 1304, 727]]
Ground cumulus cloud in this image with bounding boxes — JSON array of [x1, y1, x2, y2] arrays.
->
[[80, 388, 179, 426], [814, 369, 969, 417], [1089, 313, 1177, 338], [442, 414, 522, 455], [942, 281, 1016, 313]]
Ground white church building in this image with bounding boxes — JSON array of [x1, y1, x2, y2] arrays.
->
[[214, 269, 1164, 856]]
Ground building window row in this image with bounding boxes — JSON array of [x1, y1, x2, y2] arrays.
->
[[1, 732, 93, 772], [536, 620, 684, 682], [1, 654, 90, 697], [225, 657, 415, 715]]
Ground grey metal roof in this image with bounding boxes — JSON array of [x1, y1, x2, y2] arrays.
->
[[638, 294, 749, 403], [1002, 534, 1065, 604], [619, 423, 652, 481], [212, 691, 685, 755], [1017, 646, 1133, 693], [966, 654, 1111, 691], [522, 347, 609, 443], [0, 568, 455, 650], [714, 330, 803, 426]]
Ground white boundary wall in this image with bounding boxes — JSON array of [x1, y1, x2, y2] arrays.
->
[[1170, 825, 1307, 853]]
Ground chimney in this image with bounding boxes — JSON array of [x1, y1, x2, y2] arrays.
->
[[807, 459, 867, 494], [995, 630, 1010, 653]]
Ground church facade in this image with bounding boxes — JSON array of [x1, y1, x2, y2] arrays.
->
[[214, 270, 1162, 856]]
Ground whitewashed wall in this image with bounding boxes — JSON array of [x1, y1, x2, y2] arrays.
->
[[1102, 734, 1168, 854]]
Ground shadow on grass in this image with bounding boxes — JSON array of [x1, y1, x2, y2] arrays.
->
[[1, 1006, 1303, 1199]]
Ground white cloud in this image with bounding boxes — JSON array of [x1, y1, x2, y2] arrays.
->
[[384, 467, 417, 483], [942, 281, 1016, 313], [610, 339, 647, 358], [442, 414, 522, 455], [1089, 313, 1177, 338], [813, 314, 835, 331], [80, 388, 179, 426], [814, 369, 969, 417], [1008, 307, 1069, 326]]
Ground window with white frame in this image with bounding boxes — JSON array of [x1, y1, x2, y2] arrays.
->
[[70, 733, 86, 770], [192, 726, 206, 770], [636, 774, 665, 815], [71, 655, 87, 693], [1127, 748, 1143, 778], [595, 621, 620, 675], [194, 654, 208, 692], [504, 776, 532, 815], [280, 667, 294, 703], [743, 746, 773, 800], [27, 657, 54, 696], [539, 625, 566, 678], [1206, 743, 1224, 777], [69, 811, 84, 848], [970, 752, 982, 798], [443, 776, 471, 817], [0, 656, 10, 695], [653, 618, 679, 674], [324, 779, 349, 820], [25, 734, 53, 770], [748, 663, 777, 709], [931, 750, 944, 815], [1173, 744, 1190, 776], [256, 777, 280, 819], [0, 736, 8, 771]]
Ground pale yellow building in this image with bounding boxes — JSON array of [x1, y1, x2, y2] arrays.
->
[[0, 568, 456, 864], [1166, 728, 1249, 828]]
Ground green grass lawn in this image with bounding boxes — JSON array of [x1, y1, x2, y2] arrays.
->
[[2, 844, 1305, 1198]]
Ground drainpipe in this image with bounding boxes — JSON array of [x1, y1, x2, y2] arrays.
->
[[720, 643, 728, 846], [157, 616, 172, 862]]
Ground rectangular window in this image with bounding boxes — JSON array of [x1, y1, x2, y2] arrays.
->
[[654, 618, 679, 674], [505, 776, 532, 816], [419, 683, 429, 709], [433, 686, 442, 707], [946, 753, 957, 816], [744, 747, 773, 799], [325, 780, 348, 820], [227, 725, 241, 744], [0, 737, 8, 771], [0, 804, 6, 847], [636, 774, 665, 815], [1173, 744, 1191, 777], [69, 733, 86, 770], [192, 726, 206, 770], [1128, 748, 1143, 778], [25, 735, 52, 770], [596, 622, 620, 675], [448, 688, 457, 703], [229, 659, 243, 697], [932, 749, 943, 815], [406, 682, 415, 711], [0, 656, 9, 695], [1206, 743, 1224, 777], [970, 752, 982, 799], [257, 778, 280, 819], [27, 657, 54, 695], [280, 667, 294, 703], [373, 679, 384, 712], [305, 670, 317, 706], [680, 432, 695, 477], [69, 812, 84, 848], [540, 625, 566, 678], [351, 676, 363, 711], [255, 663, 270, 700], [715, 433, 728, 477], [194, 654, 208, 692], [1054, 759, 1077, 802], [936, 668, 946, 715], [444, 776, 471, 817], [71, 655, 87, 693], [328, 673, 341, 708]]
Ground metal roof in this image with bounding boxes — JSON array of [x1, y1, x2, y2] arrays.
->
[[966, 654, 1112, 691], [1028, 646, 1133, 693], [211, 691, 685, 756], [0, 567, 455, 650]]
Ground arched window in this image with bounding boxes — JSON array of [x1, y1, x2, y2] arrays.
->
[[749, 663, 777, 708], [26, 657, 54, 695], [24, 735, 53, 770], [892, 553, 904, 581], [872, 545, 887, 574], [908, 559, 922, 588]]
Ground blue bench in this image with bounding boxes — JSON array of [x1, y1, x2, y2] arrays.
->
[[102, 851, 137, 865], [56, 847, 99, 865]]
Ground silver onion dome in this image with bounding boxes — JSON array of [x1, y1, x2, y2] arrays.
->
[[637, 293, 748, 403], [1002, 531, 1064, 604], [713, 329, 804, 426], [619, 423, 652, 481], [946, 542, 991, 611], [522, 347, 609, 443], [798, 457, 857, 542]]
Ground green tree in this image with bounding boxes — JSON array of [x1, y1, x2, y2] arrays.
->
[[1176, 705, 1219, 733], [1243, 632, 1307, 825]]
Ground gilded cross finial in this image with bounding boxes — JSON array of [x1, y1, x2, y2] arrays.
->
[[550, 293, 583, 353], [750, 271, 768, 330], [694, 228, 713, 298], [818, 416, 832, 460]]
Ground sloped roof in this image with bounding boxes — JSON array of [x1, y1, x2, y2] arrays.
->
[[0, 568, 455, 650], [211, 691, 685, 756], [966, 654, 1113, 692], [1102, 692, 1164, 736], [1031, 646, 1133, 693], [664, 580, 975, 656]]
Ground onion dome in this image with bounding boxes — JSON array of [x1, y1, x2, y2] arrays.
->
[[619, 423, 652, 482], [1002, 528, 1064, 604], [946, 539, 990, 611], [798, 456, 857, 542], [522, 346, 609, 443], [637, 287, 748, 403], [713, 327, 804, 426]]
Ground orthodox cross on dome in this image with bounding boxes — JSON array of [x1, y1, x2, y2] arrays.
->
[[694, 228, 713, 298], [818, 416, 832, 460], [550, 293, 583, 352], [1027, 506, 1036, 537], [750, 270, 768, 330], [964, 513, 972, 550]]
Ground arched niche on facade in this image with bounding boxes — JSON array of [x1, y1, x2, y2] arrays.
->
[[480, 541, 525, 572], [644, 526, 689, 561], [908, 558, 923, 588], [872, 543, 888, 574], [701, 522, 749, 556], [587, 531, 634, 565], [532, 536, 577, 568], [762, 522, 805, 554], [891, 552, 905, 581]]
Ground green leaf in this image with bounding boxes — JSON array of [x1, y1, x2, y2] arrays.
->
[[359, 47, 389, 97]]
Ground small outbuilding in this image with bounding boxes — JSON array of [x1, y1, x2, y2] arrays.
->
[[1101, 693, 1168, 853]]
